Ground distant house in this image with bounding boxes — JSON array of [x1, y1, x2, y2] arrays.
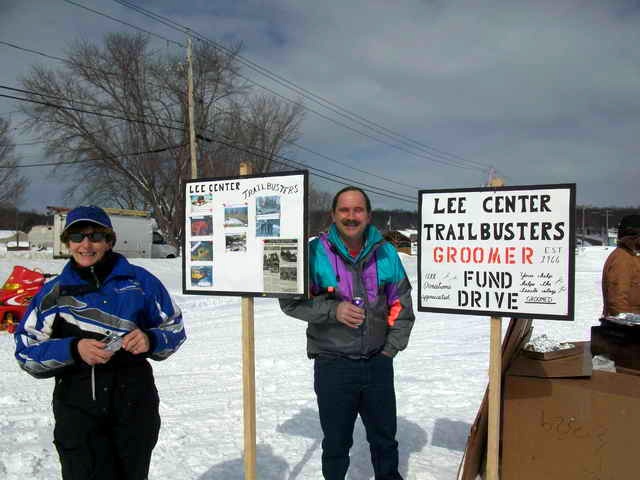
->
[[0, 230, 14, 243], [383, 229, 417, 255], [0, 230, 29, 247], [0, 230, 29, 250], [28, 225, 55, 250]]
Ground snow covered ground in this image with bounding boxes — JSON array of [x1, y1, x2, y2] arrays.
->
[[0, 246, 610, 479]]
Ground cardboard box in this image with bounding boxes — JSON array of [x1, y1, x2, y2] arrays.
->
[[591, 325, 640, 371], [501, 369, 640, 479], [507, 341, 592, 378]]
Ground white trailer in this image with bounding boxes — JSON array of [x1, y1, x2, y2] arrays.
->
[[51, 207, 177, 259]]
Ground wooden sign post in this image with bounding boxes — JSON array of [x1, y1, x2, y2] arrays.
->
[[486, 176, 504, 480], [239, 161, 257, 480], [486, 316, 502, 480]]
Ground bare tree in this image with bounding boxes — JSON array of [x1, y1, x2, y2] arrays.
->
[[308, 185, 333, 236], [19, 32, 304, 245], [0, 117, 28, 206], [199, 95, 304, 176]]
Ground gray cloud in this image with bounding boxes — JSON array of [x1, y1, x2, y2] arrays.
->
[[1, 0, 639, 211]]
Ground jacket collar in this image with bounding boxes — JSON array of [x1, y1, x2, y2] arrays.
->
[[60, 252, 136, 286], [326, 223, 384, 263]]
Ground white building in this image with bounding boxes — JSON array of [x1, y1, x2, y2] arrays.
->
[[28, 225, 55, 250]]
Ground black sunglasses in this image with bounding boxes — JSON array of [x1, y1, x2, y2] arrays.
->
[[68, 231, 108, 243]]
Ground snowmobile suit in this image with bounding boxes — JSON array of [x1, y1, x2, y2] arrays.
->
[[14, 252, 185, 479]]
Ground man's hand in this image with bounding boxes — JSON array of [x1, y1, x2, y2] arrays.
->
[[77, 339, 115, 365], [336, 301, 365, 328], [122, 328, 151, 355]]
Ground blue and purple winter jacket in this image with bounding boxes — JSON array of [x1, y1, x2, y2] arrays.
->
[[280, 224, 414, 358], [14, 253, 186, 379]]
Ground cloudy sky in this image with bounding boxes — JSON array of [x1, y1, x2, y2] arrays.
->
[[1, 0, 639, 212]]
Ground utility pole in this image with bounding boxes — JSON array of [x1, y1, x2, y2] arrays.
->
[[187, 37, 198, 179]]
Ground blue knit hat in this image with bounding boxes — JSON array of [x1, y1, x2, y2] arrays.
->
[[63, 205, 112, 233]]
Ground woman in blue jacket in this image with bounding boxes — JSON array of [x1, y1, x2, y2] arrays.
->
[[14, 205, 186, 480]]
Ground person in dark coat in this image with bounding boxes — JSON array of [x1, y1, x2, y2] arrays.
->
[[15, 205, 186, 480], [602, 214, 640, 317]]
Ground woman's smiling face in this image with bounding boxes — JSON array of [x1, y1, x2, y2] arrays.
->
[[67, 225, 112, 268]]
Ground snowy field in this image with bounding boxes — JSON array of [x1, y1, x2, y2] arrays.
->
[[0, 246, 610, 479]]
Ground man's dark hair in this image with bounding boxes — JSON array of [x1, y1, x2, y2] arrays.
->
[[331, 186, 372, 213]]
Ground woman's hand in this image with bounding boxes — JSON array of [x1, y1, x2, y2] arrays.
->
[[77, 339, 115, 365], [122, 328, 151, 355]]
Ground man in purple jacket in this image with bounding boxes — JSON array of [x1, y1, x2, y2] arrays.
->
[[281, 187, 415, 480]]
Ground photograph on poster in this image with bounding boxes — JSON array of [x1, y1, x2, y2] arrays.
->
[[191, 265, 213, 287], [225, 233, 247, 252], [191, 241, 213, 261], [190, 215, 213, 236], [263, 238, 298, 293], [263, 252, 280, 273], [280, 248, 297, 263], [190, 193, 213, 208], [256, 218, 280, 237], [256, 195, 281, 215], [224, 204, 248, 227], [280, 266, 297, 281]]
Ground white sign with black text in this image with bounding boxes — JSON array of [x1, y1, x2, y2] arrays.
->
[[418, 184, 575, 320]]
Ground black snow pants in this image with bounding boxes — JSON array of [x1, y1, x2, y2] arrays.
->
[[52, 360, 161, 480]]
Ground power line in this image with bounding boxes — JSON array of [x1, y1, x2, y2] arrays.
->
[[0, 39, 68, 63], [199, 102, 419, 193], [284, 140, 419, 192], [0, 143, 186, 169], [111, 0, 492, 173], [65, 0, 490, 173], [2, 70, 419, 193], [203, 134, 415, 205], [62, 0, 183, 48], [0, 39, 186, 104], [2, 88, 416, 203]]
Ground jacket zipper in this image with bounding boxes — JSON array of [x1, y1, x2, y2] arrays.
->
[[331, 236, 384, 356], [89, 266, 101, 288], [353, 263, 367, 355], [89, 266, 100, 401]]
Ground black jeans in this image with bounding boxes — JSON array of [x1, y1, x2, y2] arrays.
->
[[314, 354, 402, 480]]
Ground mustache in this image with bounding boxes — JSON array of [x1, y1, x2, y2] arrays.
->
[[340, 219, 361, 227]]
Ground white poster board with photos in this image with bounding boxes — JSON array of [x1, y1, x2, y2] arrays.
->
[[183, 170, 308, 298], [418, 184, 575, 320]]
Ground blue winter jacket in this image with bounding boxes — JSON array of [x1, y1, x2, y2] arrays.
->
[[280, 224, 414, 358], [14, 253, 186, 379]]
